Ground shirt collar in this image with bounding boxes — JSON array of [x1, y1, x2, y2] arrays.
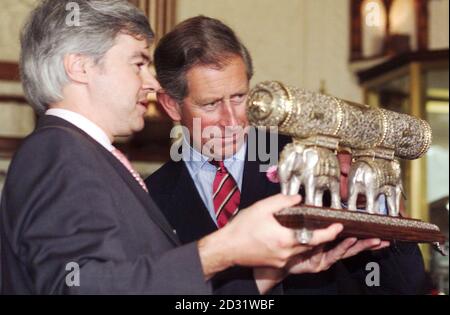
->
[[45, 108, 114, 152]]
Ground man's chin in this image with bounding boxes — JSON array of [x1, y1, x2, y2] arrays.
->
[[130, 119, 146, 134]]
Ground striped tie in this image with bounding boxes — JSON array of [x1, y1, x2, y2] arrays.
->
[[212, 160, 241, 228], [111, 148, 148, 193]]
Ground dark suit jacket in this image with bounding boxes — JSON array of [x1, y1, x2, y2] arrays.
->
[[0, 115, 211, 294], [146, 129, 427, 295]]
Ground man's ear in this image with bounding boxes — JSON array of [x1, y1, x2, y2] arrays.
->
[[63, 53, 91, 84], [157, 91, 182, 122]]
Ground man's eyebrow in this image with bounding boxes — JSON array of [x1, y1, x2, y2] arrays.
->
[[130, 51, 151, 62], [232, 89, 249, 95], [196, 88, 249, 105], [197, 96, 223, 105]]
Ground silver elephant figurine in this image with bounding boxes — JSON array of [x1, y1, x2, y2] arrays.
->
[[348, 157, 404, 216], [278, 141, 341, 209]]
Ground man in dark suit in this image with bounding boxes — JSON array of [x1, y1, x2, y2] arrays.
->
[[146, 16, 427, 294], [1, 0, 359, 295]]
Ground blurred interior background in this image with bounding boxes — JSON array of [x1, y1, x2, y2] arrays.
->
[[0, 0, 448, 294]]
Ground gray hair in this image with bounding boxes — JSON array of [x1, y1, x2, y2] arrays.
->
[[20, 0, 154, 113]]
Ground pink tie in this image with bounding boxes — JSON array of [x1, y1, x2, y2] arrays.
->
[[111, 148, 148, 193]]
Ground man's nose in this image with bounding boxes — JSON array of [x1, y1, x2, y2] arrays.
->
[[220, 100, 238, 126], [142, 68, 161, 93]]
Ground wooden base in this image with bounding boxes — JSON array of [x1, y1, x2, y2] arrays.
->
[[275, 206, 446, 253]]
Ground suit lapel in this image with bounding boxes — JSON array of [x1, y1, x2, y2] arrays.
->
[[240, 152, 276, 210], [240, 129, 291, 209], [38, 115, 180, 245], [161, 162, 218, 244], [101, 149, 180, 245]]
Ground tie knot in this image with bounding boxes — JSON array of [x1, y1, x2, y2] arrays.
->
[[211, 160, 226, 172]]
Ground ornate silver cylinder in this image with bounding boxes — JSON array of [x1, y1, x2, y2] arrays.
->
[[246, 81, 432, 160]]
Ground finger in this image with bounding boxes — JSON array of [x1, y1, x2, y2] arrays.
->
[[288, 243, 326, 270], [308, 223, 344, 246], [255, 193, 302, 214], [323, 237, 358, 266], [290, 243, 315, 256], [342, 238, 382, 259], [370, 240, 391, 251]]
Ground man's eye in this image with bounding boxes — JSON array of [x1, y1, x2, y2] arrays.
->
[[134, 61, 149, 70], [204, 103, 217, 110], [231, 94, 246, 103], [203, 102, 220, 110]]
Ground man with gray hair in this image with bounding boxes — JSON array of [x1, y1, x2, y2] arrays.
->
[[147, 15, 427, 295], [0, 0, 357, 294]]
